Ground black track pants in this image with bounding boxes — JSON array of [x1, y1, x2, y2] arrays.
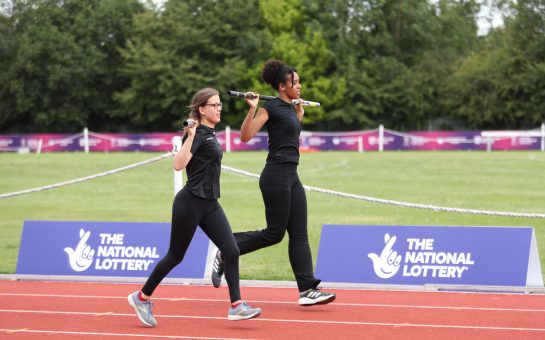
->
[[142, 189, 241, 302], [234, 163, 320, 292]]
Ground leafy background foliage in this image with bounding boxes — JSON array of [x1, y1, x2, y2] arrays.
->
[[1, 0, 544, 133]]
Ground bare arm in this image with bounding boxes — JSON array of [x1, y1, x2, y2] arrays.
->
[[173, 120, 197, 171], [240, 93, 269, 142], [240, 107, 269, 142]]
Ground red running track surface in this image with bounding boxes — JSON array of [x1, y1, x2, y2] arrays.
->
[[0, 280, 545, 339]]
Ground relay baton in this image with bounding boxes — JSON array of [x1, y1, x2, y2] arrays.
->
[[182, 119, 196, 128], [227, 90, 320, 107]]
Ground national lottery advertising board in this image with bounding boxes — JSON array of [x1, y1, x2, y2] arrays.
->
[[16, 221, 211, 279], [315, 225, 543, 287]]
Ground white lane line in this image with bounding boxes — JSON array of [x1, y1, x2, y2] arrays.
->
[[1, 292, 544, 313], [0, 328, 254, 339], [0, 309, 544, 333]]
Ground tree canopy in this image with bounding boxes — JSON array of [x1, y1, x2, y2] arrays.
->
[[0, 0, 543, 133]]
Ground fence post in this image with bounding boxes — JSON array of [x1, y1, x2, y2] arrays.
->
[[83, 127, 89, 153], [378, 124, 384, 152], [541, 123, 545, 151], [225, 125, 231, 153], [36, 139, 43, 154], [172, 136, 183, 195], [358, 136, 364, 153]]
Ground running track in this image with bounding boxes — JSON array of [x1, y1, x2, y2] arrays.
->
[[1, 280, 545, 339]]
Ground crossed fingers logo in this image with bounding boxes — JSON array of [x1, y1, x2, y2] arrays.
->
[[64, 229, 95, 272], [368, 233, 402, 279]]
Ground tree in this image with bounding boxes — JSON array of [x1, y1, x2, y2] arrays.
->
[[446, 0, 545, 129], [299, 0, 480, 130], [241, 0, 345, 126], [114, 0, 267, 131], [3, 0, 539, 133], [0, 0, 145, 133]]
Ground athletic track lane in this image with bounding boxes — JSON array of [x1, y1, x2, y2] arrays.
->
[[0, 280, 544, 339]]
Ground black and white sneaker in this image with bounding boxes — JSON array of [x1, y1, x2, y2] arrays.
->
[[298, 288, 336, 306], [210, 249, 224, 288]]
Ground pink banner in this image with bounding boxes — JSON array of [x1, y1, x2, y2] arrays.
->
[[1, 128, 542, 152]]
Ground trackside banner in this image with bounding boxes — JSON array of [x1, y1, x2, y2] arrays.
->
[[16, 220, 211, 279], [315, 225, 543, 287]]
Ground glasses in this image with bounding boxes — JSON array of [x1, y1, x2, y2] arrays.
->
[[204, 103, 223, 109]]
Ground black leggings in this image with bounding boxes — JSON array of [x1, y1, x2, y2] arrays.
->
[[142, 189, 241, 303], [234, 163, 320, 292]]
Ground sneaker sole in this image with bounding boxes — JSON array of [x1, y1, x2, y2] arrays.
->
[[128, 294, 156, 327], [298, 294, 336, 306], [228, 310, 261, 321]]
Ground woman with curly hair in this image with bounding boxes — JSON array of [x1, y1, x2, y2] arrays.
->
[[211, 61, 336, 306]]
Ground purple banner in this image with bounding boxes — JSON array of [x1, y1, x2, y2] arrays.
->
[[16, 220, 210, 279], [1, 127, 543, 152], [383, 131, 482, 150], [228, 131, 269, 151], [315, 224, 543, 287], [0, 133, 84, 152], [87, 132, 176, 152], [299, 131, 374, 151]]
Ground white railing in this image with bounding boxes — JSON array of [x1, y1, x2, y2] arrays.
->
[[481, 123, 545, 152]]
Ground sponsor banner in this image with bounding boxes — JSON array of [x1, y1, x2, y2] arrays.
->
[[485, 136, 542, 150], [397, 131, 483, 151], [86, 132, 176, 152], [16, 220, 210, 279], [315, 225, 543, 287], [299, 131, 376, 151], [1, 130, 542, 152], [0, 133, 83, 152], [229, 131, 269, 151]]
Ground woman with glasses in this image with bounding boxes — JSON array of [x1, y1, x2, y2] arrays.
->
[[210, 60, 336, 306], [128, 88, 261, 327]]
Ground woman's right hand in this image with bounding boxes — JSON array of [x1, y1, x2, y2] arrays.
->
[[174, 119, 198, 171], [184, 119, 199, 137], [245, 92, 259, 109]]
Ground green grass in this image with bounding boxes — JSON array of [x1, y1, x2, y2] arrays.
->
[[1, 151, 545, 282]]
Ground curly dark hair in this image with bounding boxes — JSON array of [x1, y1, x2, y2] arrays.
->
[[261, 59, 297, 91]]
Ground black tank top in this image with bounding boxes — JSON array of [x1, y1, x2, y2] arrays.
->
[[262, 97, 301, 165], [183, 125, 222, 199]]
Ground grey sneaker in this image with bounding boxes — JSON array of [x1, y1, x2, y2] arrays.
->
[[210, 249, 224, 288], [298, 288, 336, 306], [228, 302, 262, 321], [128, 291, 157, 327]]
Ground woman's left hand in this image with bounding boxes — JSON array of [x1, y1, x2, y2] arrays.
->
[[294, 101, 304, 120]]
